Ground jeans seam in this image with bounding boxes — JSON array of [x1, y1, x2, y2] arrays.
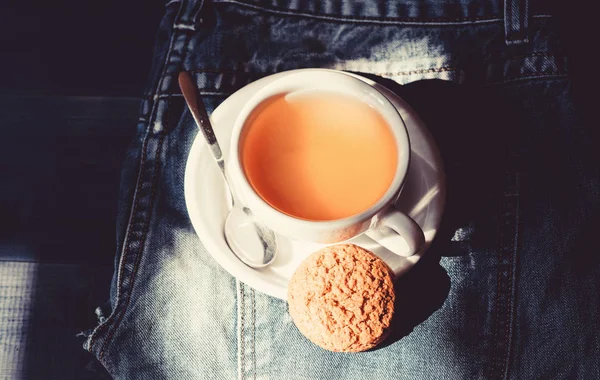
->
[[84, 0, 185, 361], [84, 119, 152, 358], [154, 67, 458, 95], [215, 0, 507, 26], [238, 281, 246, 380], [485, 74, 569, 86], [490, 171, 520, 379], [166, 96, 170, 133], [98, 132, 166, 361], [491, 234, 504, 379], [504, 174, 521, 380], [148, 71, 567, 96], [252, 289, 256, 380], [153, 92, 231, 97]]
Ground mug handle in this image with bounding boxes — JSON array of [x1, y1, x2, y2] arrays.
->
[[365, 208, 425, 257]]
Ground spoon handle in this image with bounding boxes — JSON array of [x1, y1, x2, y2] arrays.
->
[[179, 71, 278, 268], [178, 71, 225, 174]]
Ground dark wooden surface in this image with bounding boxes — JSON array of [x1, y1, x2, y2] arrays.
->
[[0, 0, 162, 376], [0, 95, 140, 379], [0, 1, 163, 97]]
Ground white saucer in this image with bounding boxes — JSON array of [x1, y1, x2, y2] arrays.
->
[[184, 71, 446, 300]]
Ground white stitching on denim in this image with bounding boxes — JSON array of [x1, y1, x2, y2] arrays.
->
[[252, 289, 256, 380], [153, 92, 230, 98], [215, 0, 506, 26], [506, 37, 530, 45], [237, 280, 244, 380], [216, 0, 552, 24], [503, 173, 521, 380], [174, 23, 195, 30]]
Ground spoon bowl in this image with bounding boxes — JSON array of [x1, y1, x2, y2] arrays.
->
[[224, 204, 277, 268]]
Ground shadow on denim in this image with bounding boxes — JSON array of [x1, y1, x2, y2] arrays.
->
[[351, 77, 521, 345]]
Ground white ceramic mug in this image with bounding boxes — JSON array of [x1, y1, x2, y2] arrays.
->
[[225, 69, 425, 256]]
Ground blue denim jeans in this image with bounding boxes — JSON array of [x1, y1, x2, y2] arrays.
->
[[83, 0, 600, 378]]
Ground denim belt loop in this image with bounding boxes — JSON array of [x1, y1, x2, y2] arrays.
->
[[504, 0, 530, 45]]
